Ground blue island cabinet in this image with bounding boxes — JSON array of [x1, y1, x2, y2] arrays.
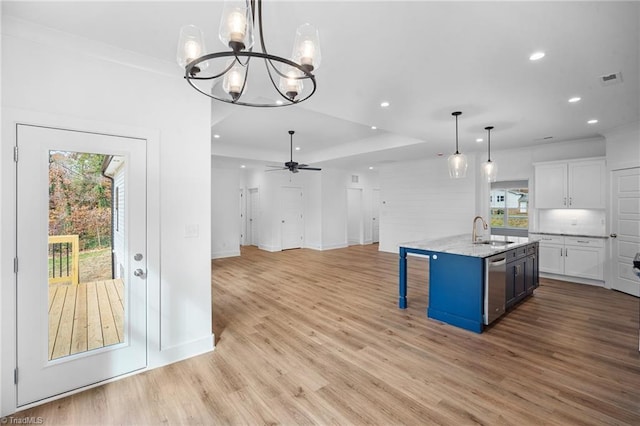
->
[[427, 252, 485, 333]]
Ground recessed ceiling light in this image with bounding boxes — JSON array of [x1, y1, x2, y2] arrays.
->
[[529, 51, 545, 61], [587, 119, 598, 124], [568, 97, 581, 103], [369, 166, 374, 170], [240, 165, 246, 168], [380, 101, 390, 108], [213, 134, 221, 139], [275, 100, 284, 105], [371, 126, 377, 130], [295, 146, 301, 151], [476, 138, 483, 143]]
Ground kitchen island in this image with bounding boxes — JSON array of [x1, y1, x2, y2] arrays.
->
[[399, 234, 539, 333]]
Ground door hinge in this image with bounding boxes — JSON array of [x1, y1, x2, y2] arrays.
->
[[13, 146, 19, 162], [14, 368, 18, 384], [14, 257, 18, 273]]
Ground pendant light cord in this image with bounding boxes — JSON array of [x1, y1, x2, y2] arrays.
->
[[485, 126, 494, 162], [455, 114, 459, 154]]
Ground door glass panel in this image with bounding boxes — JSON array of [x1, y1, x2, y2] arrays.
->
[[48, 151, 125, 360]]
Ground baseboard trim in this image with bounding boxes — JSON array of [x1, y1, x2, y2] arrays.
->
[[211, 250, 240, 259]]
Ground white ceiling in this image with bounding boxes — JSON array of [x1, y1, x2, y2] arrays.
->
[[4, 1, 639, 171]]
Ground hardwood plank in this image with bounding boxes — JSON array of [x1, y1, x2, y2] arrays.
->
[[16, 245, 640, 425], [47, 285, 66, 360], [113, 277, 124, 305], [86, 280, 104, 350], [95, 280, 119, 346], [105, 279, 124, 342], [51, 284, 77, 360], [70, 282, 88, 355]]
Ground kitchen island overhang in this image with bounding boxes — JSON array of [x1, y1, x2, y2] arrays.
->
[[399, 234, 539, 333]]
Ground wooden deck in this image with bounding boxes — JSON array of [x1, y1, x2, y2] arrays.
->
[[48, 279, 124, 360]]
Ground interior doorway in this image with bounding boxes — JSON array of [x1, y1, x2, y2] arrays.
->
[[247, 188, 259, 246], [372, 188, 380, 244], [281, 186, 303, 250]]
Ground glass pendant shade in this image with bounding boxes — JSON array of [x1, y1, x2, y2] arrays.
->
[[222, 61, 248, 101], [219, 0, 254, 52], [448, 111, 467, 178], [448, 152, 468, 178], [177, 25, 207, 70], [482, 160, 498, 182], [291, 23, 321, 72], [483, 126, 497, 182], [279, 68, 304, 100]]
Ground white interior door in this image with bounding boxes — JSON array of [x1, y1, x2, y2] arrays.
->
[[239, 189, 245, 246], [347, 188, 363, 245], [248, 188, 259, 246], [281, 187, 303, 250], [610, 167, 640, 296], [16, 125, 147, 406], [372, 189, 380, 244]]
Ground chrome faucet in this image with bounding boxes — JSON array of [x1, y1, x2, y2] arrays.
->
[[472, 216, 488, 243]]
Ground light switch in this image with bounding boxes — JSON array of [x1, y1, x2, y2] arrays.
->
[[185, 224, 199, 238]]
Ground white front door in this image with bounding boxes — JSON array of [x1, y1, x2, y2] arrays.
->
[[16, 125, 147, 406], [610, 167, 640, 296], [281, 187, 303, 250]]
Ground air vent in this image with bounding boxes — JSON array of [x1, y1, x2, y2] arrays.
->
[[599, 71, 623, 86], [351, 175, 359, 183]]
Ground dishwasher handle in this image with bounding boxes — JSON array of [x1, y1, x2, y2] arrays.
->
[[488, 257, 507, 267]]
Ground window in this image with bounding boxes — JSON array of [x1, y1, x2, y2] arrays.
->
[[490, 180, 528, 237]]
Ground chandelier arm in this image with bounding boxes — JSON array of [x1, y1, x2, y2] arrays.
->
[[263, 57, 297, 102], [186, 59, 235, 81]]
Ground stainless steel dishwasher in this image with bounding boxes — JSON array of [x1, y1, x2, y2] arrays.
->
[[484, 253, 507, 325]]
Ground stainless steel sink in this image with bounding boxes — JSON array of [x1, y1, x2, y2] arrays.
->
[[474, 240, 514, 246]]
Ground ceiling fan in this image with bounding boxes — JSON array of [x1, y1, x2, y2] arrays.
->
[[267, 130, 322, 173]]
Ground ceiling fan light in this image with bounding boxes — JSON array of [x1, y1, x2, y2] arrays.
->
[[448, 152, 468, 178], [291, 23, 321, 72], [219, 0, 254, 52]]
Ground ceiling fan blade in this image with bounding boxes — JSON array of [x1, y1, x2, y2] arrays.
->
[[265, 168, 287, 172], [266, 164, 285, 168], [298, 166, 322, 171]]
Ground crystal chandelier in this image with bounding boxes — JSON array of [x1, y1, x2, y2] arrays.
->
[[177, 0, 321, 107]]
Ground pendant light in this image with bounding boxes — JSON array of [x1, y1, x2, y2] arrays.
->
[[482, 126, 498, 182], [447, 111, 468, 178]]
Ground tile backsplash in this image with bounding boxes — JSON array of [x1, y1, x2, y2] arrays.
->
[[535, 209, 606, 236]]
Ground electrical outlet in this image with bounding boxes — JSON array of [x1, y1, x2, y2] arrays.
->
[[185, 224, 199, 238], [571, 218, 577, 225]]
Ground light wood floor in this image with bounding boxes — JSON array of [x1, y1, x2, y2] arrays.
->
[[48, 279, 124, 360], [16, 245, 640, 425]]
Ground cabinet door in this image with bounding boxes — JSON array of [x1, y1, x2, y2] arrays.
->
[[568, 160, 605, 208], [535, 163, 568, 208], [538, 244, 564, 274], [564, 246, 604, 280], [506, 262, 516, 308], [513, 258, 526, 300]]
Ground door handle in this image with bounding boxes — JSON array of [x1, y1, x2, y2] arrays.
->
[[610, 233, 617, 238], [134, 269, 146, 278]]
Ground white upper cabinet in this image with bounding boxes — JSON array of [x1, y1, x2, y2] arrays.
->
[[534, 158, 605, 209]]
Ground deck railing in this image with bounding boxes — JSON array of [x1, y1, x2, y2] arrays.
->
[[48, 235, 79, 285]]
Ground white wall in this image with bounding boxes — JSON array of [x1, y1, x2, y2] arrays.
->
[[604, 122, 640, 171], [211, 161, 241, 258], [1, 17, 213, 415], [379, 155, 477, 253]]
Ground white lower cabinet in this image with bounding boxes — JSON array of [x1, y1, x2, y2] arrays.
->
[[533, 234, 605, 282]]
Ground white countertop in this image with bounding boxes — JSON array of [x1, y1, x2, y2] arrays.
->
[[400, 234, 535, 258]]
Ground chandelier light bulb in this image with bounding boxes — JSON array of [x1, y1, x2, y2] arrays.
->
[[292, 23, 321, 72], [279, 69, 303, 100], [223, 62, 247, 101], [219, 1, 254, 52], [177, 25, 207, 73]]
